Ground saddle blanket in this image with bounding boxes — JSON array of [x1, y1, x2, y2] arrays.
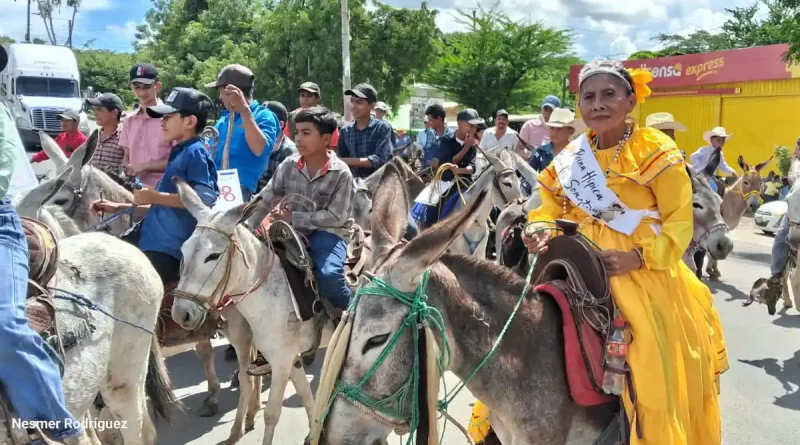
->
[[535, 282, 616, 407]]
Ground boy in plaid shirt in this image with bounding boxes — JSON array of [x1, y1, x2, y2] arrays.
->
[[255, 106, 355, 309]]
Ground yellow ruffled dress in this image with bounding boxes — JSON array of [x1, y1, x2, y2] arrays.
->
[[468, 127, 728, 445]]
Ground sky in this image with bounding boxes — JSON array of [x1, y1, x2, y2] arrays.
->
[[1, 0, 767, 59]]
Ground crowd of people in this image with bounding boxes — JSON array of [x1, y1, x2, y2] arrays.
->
[[1, 53, 797, 445]]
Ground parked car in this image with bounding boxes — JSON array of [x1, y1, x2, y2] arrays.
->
[[754, 200, 787, 234]]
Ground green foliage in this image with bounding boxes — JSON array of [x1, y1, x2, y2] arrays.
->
[[136, 0, 440, 113], [424, 6, 572, 119], [775, 145, 792, 176], [75, 50, 137, 106], [629, 1, 799, 62], [0, 36, 15, 45]]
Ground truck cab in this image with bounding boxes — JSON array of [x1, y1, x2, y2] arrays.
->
[[0, 43, 90, 150]]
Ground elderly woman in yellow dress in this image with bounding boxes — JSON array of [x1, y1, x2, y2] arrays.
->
[[469, 59, 729, 445]]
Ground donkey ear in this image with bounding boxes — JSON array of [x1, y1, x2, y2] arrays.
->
[[79, 129, 100, 168], [370, 163, 409, 264], [173, 177, 212, 222], [63, 143, 90, 188], [39, 132, 68, 169], [737, 155, 748, 171], [385, 189, 491, 293], [755, 156, 774, 172], [16, 166, 74, 216], [221, 196, 264, 229]]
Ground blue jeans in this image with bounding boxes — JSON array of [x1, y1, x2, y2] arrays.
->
[[0, 198, 83, 441], [307, 231, 352, 310], [771, 214, 791, 277], [708, 177, 719, 194]]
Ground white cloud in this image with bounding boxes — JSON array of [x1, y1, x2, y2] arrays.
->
[[2, 0, 112, 45], [106, 21, 141, 42]]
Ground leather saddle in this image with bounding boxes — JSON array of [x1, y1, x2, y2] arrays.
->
[[527, 219, 616, 405], [265, 220, 320, 322], [21, 217, 59, 338]]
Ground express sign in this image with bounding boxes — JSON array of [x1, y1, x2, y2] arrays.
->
[[569, 44, 799, 92]]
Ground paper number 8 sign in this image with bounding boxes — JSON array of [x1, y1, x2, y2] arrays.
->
[[220, 185, 237, 202]]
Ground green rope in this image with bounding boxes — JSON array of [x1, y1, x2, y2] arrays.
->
[[318, 220, 602, 443]]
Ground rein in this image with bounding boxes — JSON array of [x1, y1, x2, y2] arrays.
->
[[172, 224, 273, 316], [730, 170, 763, 204], [315, 226, 591, 444]]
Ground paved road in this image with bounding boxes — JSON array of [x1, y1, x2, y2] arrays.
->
[[151, 219, 800, 445]]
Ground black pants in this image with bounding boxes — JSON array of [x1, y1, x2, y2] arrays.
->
[[143, 250, 180, 284]]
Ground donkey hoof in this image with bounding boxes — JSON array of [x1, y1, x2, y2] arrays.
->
[[225, 431, 243, 444], [231, 369, 240, 388], [198, 401, 219, 417]]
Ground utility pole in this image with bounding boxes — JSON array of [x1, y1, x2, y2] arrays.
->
[[25, 0, 32, 43], [341, 0, 352, 122]]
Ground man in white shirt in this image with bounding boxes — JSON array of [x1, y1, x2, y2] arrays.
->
[[479, 109, 518, 152], [689, 126, 737, 193]]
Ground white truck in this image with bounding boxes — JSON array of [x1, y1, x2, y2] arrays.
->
[[0, 43, 90, 149]]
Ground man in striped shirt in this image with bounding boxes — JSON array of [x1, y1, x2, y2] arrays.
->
[[86, 93, 126, 175]]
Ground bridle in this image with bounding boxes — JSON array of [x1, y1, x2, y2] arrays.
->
[[689, 222, 729, 258], [172, 224, 274, 320], [731, 169, 763, 204], [60, 169, 90, 218]]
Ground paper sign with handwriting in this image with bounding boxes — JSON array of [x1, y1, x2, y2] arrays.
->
[[213, 169, 244, 212]]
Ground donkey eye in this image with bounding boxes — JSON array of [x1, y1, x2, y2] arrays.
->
[[54, 199, 68, 206], [693, 203, 703, 209], [362, 334, 390, 355], [204, 253, 222, 263], [743, 181, 750, 186]]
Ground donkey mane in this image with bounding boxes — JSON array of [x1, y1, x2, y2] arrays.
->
[[45, 204, 81, 235], [86, 166, 135, 203]]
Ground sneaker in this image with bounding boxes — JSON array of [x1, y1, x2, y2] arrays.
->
[[247, 352, 272, 376]]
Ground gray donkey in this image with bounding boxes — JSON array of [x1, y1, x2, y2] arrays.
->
[[316, 162, 617, 445]]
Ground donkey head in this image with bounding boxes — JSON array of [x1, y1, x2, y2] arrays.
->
[[320, 163, 490, 444], [737, 154, 772, 214], [45, 137, 95, 209], [15, 166, 74, 218], [482, 149, 523, 206], [687, 165, 733, 260], [172, 177, 261, 329]]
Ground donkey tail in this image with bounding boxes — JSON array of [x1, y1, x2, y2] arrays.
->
[[146, 335, 184, 424]]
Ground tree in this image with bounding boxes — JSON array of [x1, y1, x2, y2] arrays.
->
[[0, 36, 16, 45], [35, 0, 82, 47], [424, 7, 572, 118], [630, 1, 799, 61], [75, 50, 137, 106], [776, 0, 800, 62], [137, 0, 440, 112]]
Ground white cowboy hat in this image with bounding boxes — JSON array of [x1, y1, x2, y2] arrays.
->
[[703, 126, 733, 144], [545, 108, 586, 134], [645, 112, 687, 132]]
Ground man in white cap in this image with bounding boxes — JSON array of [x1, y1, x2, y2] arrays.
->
[[690, 126, 737, 193], [373, 101, 396, 147], [524, 108, 585, 193], [646, 112, 687, 141]]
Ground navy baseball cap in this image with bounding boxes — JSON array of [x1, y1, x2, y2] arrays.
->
[[130, 63, 158, 85], [540, 95, 561, 110], [146, 87, 214, 118], [457, 108, 482, 125], [345, 83, 378, 103]]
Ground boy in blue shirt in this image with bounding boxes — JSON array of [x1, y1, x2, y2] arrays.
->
[[91, 87, 219, 283]]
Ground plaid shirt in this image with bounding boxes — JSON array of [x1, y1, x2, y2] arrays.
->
[[257, 152, 355, 239], [256, 136, 298, 193], [337, 117, 392, 178], [89, 125, 124, 174]]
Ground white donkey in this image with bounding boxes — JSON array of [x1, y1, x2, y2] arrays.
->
[[0, 230, 177, 445], [447, 150, 522, 259], [36, 133, 227, 418], [170, 177, 329, 445]]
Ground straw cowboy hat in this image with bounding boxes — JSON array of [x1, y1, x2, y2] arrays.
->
[[546, 108, 586, 134], [703, 126, 733, 144], [645, 112, 687, 132]]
